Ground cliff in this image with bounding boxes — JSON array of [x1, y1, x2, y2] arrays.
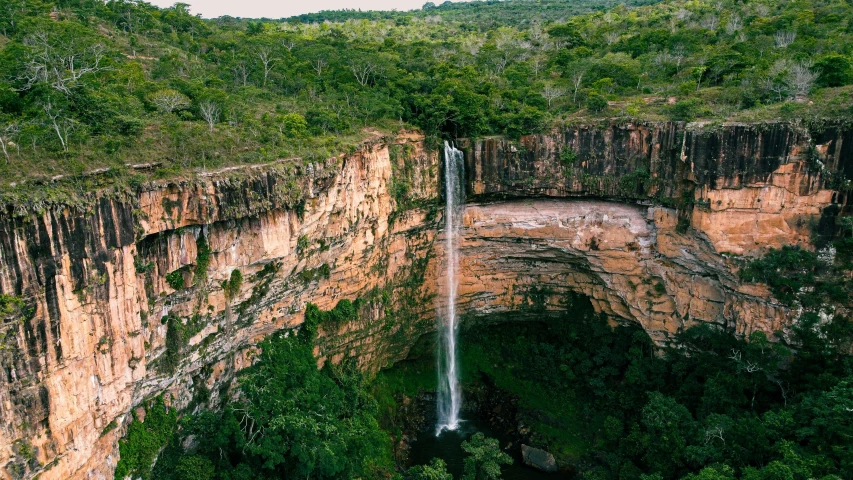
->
[[0, 122, 849, 479]]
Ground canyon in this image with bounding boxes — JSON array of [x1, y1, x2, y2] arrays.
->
[[0, 121, 849, 479]]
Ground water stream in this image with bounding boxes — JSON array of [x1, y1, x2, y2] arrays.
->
[[436, 141, 465, 434]]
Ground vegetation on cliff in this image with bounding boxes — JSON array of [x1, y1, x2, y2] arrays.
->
[[150, 304, 395, 480], [1, 0, 852, 199]]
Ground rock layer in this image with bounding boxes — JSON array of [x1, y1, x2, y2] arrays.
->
[[0, 122, 849, 479]]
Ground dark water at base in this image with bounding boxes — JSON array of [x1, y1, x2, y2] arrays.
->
[[408, 415, 574, 479]]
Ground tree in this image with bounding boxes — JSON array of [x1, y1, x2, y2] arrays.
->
[[541, 82, 567, 108], [815, 54, 853, 88], [774, 31, 796, 49], [174, 455, 214, 480], [42, 100, 74, 151], [0, 118, 20, 163], [148, 89, 191, 113], [254, 46, 276, 88], [407, 458, 453, 480], [586, 94, 608, 113], [16, 25, 108, 95], [461, 433, 512, 480], [786, 61, 817, 97], [349, 58, 378, 87], [570, 70, 585, 102], [199, 101, 220, 132]]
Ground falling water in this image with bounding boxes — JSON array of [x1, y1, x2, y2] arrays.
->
[[437, 141, 465, 435]]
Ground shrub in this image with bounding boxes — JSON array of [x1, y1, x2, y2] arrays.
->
[[165, 270, 185, 290], [222, 269, 243, 299], [586, 93, 609, 113]]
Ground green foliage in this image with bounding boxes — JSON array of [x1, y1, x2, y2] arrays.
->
[[669, 99, 702, 122], [586, 94, 609, 113], [0, 294, 24, 318], [222, 269, 243, 299], [114, 397, 178, 480], [134, 256, 155, 274], [152, 314, 394, 479], [461, 432, 512, 480], [739, 245, 852, 308], [194, 235, 211, 282], [407, 458, 453, 480], [296, 235, 310, 254], [560, 148, 577, 166], [165, 269, 185, 290], [161, 313, 185, 374], [305, 299, 360, 330], [1, 0, 852, 196], [174, 456, 214, 480], [458, 290, 853, 480], [815, 54, 853, 88], [619, 166, 650, 197], [298, 263, 331, 284]]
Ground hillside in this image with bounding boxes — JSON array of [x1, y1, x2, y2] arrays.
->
[[1, 0, 852, 209]]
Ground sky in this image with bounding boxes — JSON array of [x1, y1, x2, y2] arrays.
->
[[146, 0, 463, 19]]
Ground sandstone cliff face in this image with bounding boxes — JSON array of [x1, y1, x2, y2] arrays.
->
[[462, 122, 848, 255], [0, 123, 848, 479], [0, 133, 440, 480], [455, 200, 787, 344]]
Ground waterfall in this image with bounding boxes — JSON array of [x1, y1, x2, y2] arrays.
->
[[437, 141, 465, 435]]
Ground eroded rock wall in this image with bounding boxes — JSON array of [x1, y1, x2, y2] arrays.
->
[[456, 200, 786, 343], [462, 122, 849, 255], [0, 133, 440, 480], [0, 122, 849, 479]]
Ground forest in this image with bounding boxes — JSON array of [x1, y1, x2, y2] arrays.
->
[[118, 290, 853, 480], [1, 0, 852, 207]]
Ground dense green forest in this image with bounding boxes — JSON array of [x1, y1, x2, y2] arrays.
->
[[128, 292, 853, 480], [2, 0, 853, 207]]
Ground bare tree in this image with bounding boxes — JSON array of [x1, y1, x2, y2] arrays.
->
[[349, 59, 378, 87], [755, 4, 771, 17], [604, 31, 621, 46], [17, 31, 108, 95], [671, 45, 686, 73], [42, 101, 73, 151], [774, 31, 796, 48], [762, 60, 791, 102], [281, 40, 296, 52], [570, 70, 585, 102], [489, 54, 510, 76], [787, 61, 818, 96], [199, 101, 220, 133], [725, 14, 742, 35], [700, 15, 719, 30], [542, 83, 567, 108], [530, 54, 547, 78], [0, 122, 20, 163], [232, 61, 249, 87], [148, 89, 191, 113], [312, 58, 327, 76], [255, 46, 276, 88], [675, 8, 692, 21]]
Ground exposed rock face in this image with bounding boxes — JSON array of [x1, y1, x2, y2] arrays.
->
[[456, 200, 786, 343], [0, 123, 848, 479], [462, 122, 848, 255], [0, 133, 441, 480]]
